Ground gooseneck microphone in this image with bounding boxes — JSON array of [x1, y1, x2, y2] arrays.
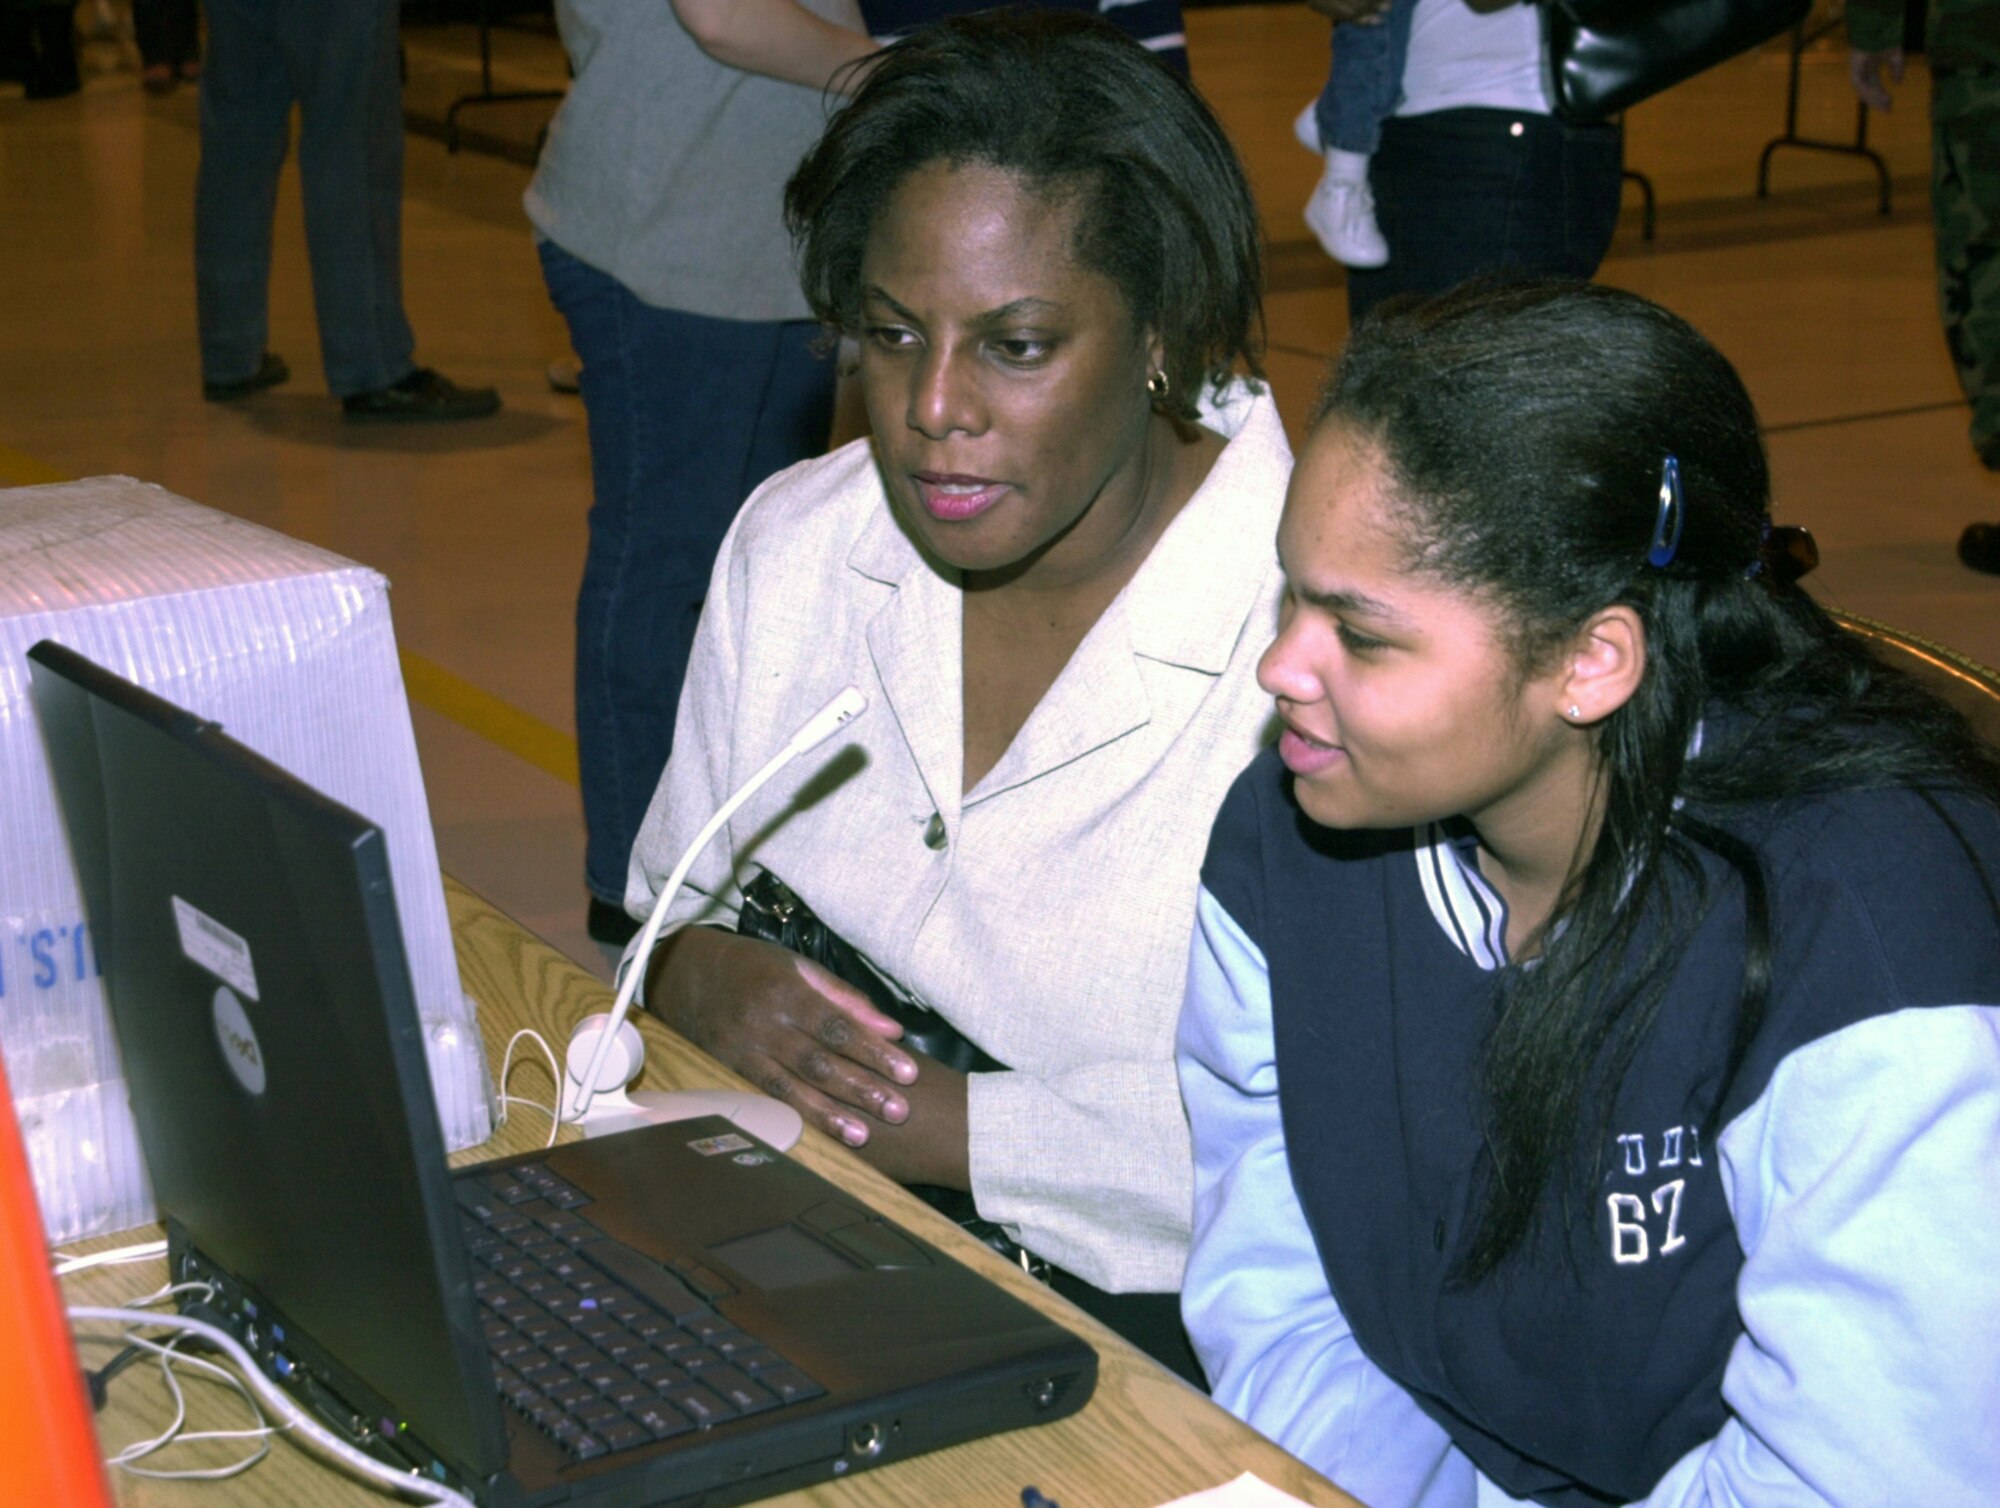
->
[[563, 687, 869, 1124]]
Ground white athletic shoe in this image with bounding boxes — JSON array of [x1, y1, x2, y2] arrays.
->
[[1304, 167, 1390, 269], [1293, 101, 1321, 155]]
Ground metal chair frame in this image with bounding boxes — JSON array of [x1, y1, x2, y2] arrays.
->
[[1833, 611, 2000, 743], [1756, 17, 1892, 215], [444, 0, 565, 155]]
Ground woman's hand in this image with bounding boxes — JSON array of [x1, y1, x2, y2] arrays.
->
[[848, 1051, 970, 1190], [645, 927, 919, 1147]]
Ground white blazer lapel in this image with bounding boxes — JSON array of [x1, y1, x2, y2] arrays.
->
[[968, 602, 1152, 803], [862, 551, 967, 824]]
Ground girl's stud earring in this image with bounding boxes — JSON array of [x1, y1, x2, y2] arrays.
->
[[1566, 705, 1582, 721]]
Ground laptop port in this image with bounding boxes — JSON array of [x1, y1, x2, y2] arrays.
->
[[300, 1371, 371, 1442], [849, 1422, 884, 1459]]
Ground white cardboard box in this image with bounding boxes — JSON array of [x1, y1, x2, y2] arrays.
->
[[0, 477, 494, 1244]]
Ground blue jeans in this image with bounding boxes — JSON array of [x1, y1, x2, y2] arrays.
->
[[1313, 0, 1415, 158], [196, 0, 414, 396], [538, 241, 838, 904], [1345, 108, 1625, 323]]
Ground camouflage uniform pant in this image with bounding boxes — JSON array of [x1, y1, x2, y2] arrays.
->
[[1933, 66, 2000, 466]]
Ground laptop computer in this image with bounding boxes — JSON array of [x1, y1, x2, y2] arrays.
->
[[27, 639, 1096, 1506]]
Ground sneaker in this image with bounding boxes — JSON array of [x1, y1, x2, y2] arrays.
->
[[202, 351, 289, 402], [1293, 101, 1321, 155], [342, 367, 501, 422], [1304, 167, 1389, 269]]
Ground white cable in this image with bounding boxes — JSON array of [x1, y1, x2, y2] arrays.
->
[[106, 1335, 198, 1468], [69, 1307, 477, 1508], [53, 1238, 169, 1276], [127, 1278, 218, 1309], [79, 1305, 265, 1478], [107, 1330, 276, 1481], [496, 1028, 563, 1148], [569, 685, 867, 1118]]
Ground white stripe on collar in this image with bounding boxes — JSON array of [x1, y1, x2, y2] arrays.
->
[[1416, 821, 1510, 971], [1416, 721, 1707, 971]]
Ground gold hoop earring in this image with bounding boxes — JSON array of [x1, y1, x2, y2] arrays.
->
[[1146, 369, 1170, 401]]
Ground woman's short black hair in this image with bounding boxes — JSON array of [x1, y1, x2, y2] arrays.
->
[[785, 9, 1264, 420]]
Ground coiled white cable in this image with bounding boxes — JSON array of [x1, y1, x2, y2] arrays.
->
[[103, 1327, 277, 1482], [496, 1027, 563, 1148], [68, 1307, 477, 1507]]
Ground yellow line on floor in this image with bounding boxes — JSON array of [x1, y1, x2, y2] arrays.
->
[[0, 443, 69, 487], [399, 651, 580, 788], [1, 442, 580, 786]]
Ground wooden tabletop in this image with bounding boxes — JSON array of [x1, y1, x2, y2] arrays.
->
[[64, 877, 1362, 1508]]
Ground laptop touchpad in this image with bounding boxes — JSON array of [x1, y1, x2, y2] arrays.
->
[[711, 1225, 863, 1288]]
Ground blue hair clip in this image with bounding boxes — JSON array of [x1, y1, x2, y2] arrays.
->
[[1646, 454, 1683, 569]]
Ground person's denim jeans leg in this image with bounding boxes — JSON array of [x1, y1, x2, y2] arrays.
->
[[287, 0, 413, 395], [1312, 0, 1414, 157], [196, 0, 414, 395], [539, 241, 838, 904], [195, 0, 293, 387], [1345, 108, 1624, 323]]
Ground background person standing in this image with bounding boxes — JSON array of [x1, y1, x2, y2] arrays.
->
[[1312, 0, 1623, 325], [3, 0, 79, 99], [197, 0, 500, 419], [526, 0, 877, 945], [132, 0, 201, 91], [1849, 0, 2000, 571]]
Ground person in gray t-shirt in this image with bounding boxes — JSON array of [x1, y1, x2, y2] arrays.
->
[[526, 0, 877, 945]]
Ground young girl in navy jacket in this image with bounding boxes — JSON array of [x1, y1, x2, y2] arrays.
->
[[1180, 279, 2000, 1507]]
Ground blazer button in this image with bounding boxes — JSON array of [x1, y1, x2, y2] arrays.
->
[[923, 813, 948, 851]]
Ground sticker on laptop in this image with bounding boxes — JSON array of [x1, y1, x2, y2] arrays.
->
[[212, 986, 267, 1096], [688, 1133, 754, 1156], [172, 896, 260, 1001]]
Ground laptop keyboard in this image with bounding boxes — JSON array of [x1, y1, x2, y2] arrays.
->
[[457, 1162, 827, 1462]]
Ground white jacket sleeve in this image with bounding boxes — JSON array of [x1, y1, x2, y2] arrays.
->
[[1638, 1005, 2000, 1508], [1179, 886, 1474, 1508]]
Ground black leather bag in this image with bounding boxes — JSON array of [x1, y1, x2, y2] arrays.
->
[[1543, 0, 1810, 121]]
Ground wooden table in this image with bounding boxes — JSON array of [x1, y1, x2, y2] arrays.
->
[[63, 878, 1363, 1508]]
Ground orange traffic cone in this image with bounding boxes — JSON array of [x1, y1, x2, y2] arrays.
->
[[0, 1051, 113, 1507]]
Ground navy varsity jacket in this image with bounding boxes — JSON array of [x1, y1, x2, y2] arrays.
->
[[1180, 747, 2000, 1507]]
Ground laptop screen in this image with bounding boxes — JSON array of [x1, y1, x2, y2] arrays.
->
[[28, 641, 506, 1479]]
